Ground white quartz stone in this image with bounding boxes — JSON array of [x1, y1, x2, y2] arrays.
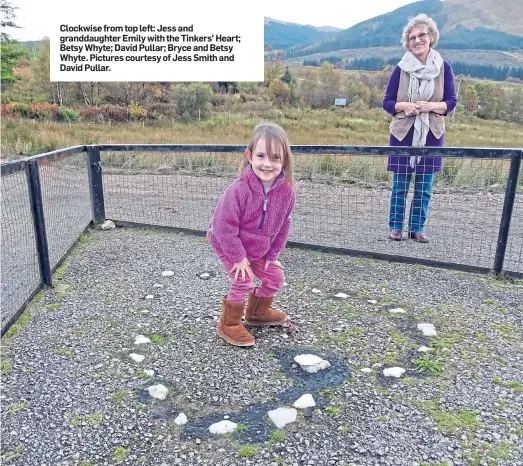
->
[[174, 413, 187, 425], [268, 407, 297, 428], [208, 420, 237, 434], [134, 335, 151, 344], [383, 367, 405, 378], [129, 353, 145, 362], [148, 384, 168, 400], [294, 354, 331, 373], [293, 394, 316, 409], [417, 323, 437, 336]]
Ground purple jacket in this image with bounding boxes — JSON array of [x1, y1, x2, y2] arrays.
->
[[383, 60, 457, 174], [207, 168, 296, 264]]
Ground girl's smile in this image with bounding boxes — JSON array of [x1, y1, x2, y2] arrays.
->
[[250, 137, 283, 190]]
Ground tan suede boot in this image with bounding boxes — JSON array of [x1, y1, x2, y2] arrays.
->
[[244, 291, 287, 326], [217, 297, 255, 347]]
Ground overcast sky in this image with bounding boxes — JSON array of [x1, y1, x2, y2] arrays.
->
[[6, 0, 420, 41]]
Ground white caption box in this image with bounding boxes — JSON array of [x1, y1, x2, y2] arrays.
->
[[50, 1, 263, 82]]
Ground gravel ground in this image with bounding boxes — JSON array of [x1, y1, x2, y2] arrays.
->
[[1, 227, 523, 466]]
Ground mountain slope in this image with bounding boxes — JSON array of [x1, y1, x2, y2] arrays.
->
[[264, 17, 340, 50], [443, 0, 523, 36], [286, 0, 523, 57]]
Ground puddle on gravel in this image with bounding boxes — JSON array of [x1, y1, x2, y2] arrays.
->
[[142, 347, 351, 442]]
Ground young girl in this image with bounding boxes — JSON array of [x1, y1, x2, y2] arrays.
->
[[207, 122, 297, 347]]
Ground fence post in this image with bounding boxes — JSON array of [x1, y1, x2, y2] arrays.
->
[[25, 160, 52, 286], [87, 145, 106, 225], [493, 151, 522, 274]]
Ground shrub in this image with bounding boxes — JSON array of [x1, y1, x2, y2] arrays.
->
[[128, 101, 148, 121], [172, 83, 213, 120], [11, 102, 31, 117], [0, 103, 14, 116], [28, 102, 59, 120], [58, 107, 80, 122], [147, 103, 176, 119], [101, 104, 129, 122], [79, 106, 105, 123]]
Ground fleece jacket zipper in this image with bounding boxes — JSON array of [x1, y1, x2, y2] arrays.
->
[[258, 189, 268, 229]]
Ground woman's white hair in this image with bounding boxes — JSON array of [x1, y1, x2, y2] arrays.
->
[[401, 13, 439, 49]]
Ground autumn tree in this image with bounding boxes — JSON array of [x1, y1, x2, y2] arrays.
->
[[264, 61, 283, 87], [171, 82, 213, 120], [0, 0, 27, 86], [462, 85, 478, 112]]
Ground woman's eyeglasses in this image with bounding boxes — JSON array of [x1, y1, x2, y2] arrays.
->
[[409, 32, 428, 42]]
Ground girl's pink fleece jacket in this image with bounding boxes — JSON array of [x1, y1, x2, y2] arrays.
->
[[207, 168, 296, 264]]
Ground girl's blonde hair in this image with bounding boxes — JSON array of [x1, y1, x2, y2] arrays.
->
[[401, 13, 439, 49], [240, 121, 297, 190]]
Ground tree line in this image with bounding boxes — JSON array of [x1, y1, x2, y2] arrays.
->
[[303, 56, 523, 82]]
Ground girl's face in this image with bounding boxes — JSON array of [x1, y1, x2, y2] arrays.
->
[[408, 26, 431, 63], [249, 137, 284, 190]]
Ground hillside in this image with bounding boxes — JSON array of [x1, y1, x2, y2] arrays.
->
[[444, 0, 523, 36], [284, 47, 523, 69], [285, 0, 523, 57], [264, 17, 340, 50]]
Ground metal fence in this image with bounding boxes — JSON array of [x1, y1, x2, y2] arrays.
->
[[1, 147, 91, 335], [1, 144, 521, 336]]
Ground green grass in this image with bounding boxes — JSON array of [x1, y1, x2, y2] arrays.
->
[[137, 370, 151, 380], [391, 329, 406, 345], [110, 390, 128, 404], [0, 359, 13, 374], [78, 231, 90, 244], [412, 354, 444, 376], [5, 312, 31, 338], [507, 380, 522, 392], [237, 445, 259, 458], [490, 442, 514, 460], [430, 409, 483, 432], [150, 334, 166, 344], [1, 445, 25, 462], [70, 413, 103, 427], [54, 349, 72, 357], [46, 303, 60, 312], [325, 406, 341, 416], [235, 424, 247, 433], [113, 447, 129, 463], [6, 401, 27, 414], [269, 429, 285, 443], [78, 461, 96, 466]]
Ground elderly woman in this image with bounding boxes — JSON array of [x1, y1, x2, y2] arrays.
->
[[383, 14, 457, 243]]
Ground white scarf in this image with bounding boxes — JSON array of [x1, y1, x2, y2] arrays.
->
[[398, 49, 443, 167]]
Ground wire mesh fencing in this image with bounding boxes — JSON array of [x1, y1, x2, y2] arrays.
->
[[102, 150, 240, 230], [99, 146, 522, 274], [291, 153, 520, 272], [1, 169, 40, 330], [39, 154, 92, 269], [505, 165, 523, 274]]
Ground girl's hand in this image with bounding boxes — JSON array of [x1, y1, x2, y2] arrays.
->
[[230, 258, 252, 282], [264, 259, 283, 271]]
